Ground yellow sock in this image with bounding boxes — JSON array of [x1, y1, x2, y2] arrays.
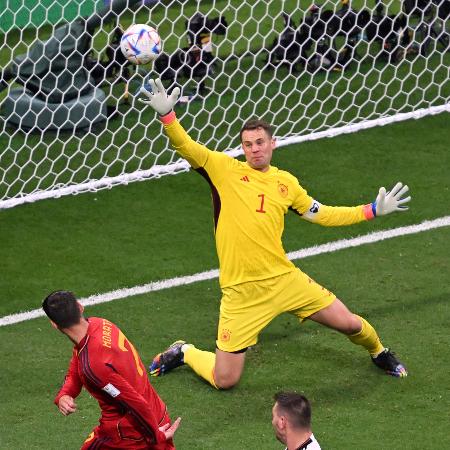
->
[[348, 316, 384, 357], [183, 346, 218, 389]]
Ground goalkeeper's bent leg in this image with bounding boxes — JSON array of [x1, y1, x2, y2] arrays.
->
[[348, 315, 384, 357], [183, 346, 219, 389]]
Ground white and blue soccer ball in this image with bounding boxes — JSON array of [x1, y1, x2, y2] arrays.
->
[[120, 24, 161, 65]]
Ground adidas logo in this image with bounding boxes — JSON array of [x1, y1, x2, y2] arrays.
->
[[240, 176, 250, 182]]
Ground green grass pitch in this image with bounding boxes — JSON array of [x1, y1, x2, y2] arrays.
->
[[1, 113, 450, 449]]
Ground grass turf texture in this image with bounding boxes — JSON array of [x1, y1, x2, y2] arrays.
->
[[1, 114, 450, 449]]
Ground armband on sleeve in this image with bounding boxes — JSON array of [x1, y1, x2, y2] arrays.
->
[[301, 199, 322, 222], [301, 199, 370, 226]]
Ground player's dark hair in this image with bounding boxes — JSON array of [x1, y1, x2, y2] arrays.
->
[[42, 290, 81, 328], [240, 118, 274, 142], [274, 391, 312, 430]]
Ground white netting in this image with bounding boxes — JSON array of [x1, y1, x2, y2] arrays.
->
[[1, 0, 449, 209]]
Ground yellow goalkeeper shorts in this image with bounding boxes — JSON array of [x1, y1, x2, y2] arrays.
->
[[216, 268, 335, 352]]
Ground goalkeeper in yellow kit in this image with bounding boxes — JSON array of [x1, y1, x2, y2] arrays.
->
[[140, 79, 410, 389]]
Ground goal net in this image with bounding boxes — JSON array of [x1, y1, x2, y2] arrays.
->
[[1, 0, 449, 209]]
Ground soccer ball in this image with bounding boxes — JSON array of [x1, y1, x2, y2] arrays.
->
[[120, 24, 161, 65]]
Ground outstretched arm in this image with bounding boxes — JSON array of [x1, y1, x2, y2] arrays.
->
[[140, 78, 210, 169], [293, 182, 411, 226]]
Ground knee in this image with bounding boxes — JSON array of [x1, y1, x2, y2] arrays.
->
[[213, 371, 241, 390], [344, 314, 363, 335]]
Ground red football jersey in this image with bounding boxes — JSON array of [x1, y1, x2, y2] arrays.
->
[[54, 317, 168, 445]]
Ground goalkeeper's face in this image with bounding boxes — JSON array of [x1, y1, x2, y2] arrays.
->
[[241, 128, 276, 172]]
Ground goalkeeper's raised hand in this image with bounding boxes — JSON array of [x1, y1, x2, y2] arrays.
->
[[373, 182, 411, 216], [139, 78, 180, 116]]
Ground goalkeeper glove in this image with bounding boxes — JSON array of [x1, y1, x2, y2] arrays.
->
[[139, 78, 180, 116], [372, 182, 411, 216]]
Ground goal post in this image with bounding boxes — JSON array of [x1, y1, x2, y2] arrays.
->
[[1, 0, 449, 209]]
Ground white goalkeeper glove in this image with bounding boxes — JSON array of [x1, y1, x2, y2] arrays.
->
[[373, 182, 411, 216], [139, 78, 180, 116]]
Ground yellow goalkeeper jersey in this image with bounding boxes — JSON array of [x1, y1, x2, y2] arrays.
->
[[163, 116, 372, 288]]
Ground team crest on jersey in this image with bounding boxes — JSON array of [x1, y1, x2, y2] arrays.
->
[[220, 328, 231, 342], [278, 182, 288, 198]]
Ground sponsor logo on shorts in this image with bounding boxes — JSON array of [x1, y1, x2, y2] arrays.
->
[[278, 182, 288, 198], [220, 328, 232, 342]]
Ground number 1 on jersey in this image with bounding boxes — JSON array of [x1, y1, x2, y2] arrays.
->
[[256, 194, 266, 213]]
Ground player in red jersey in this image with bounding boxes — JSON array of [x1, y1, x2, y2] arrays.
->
[[43, 290, 181, 449]]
